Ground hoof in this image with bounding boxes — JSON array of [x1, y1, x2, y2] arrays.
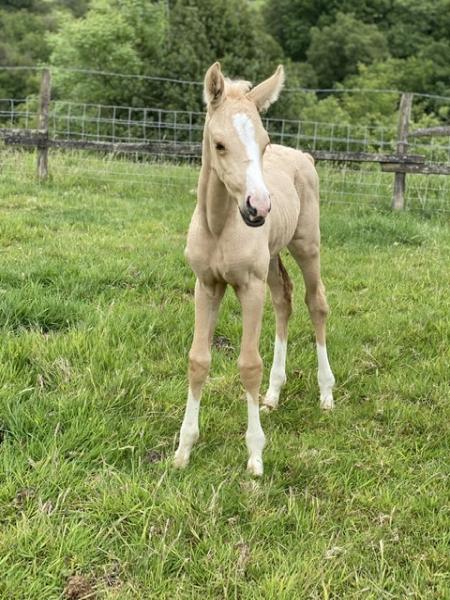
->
[[173, 451, 190, 469], [247, 456, 263, 477], [261, 391, 279, 412], [260, 403, 276, 413], [320, 392, 334, 411]]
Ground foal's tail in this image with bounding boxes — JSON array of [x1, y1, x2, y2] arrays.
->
[[277, 255, 293, 306]]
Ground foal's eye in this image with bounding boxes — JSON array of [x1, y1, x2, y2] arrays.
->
[[215, 142, 226, 152]]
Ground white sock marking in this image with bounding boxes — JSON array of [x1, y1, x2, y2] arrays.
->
[[317, 343, 335, 410], [264, 335, 287, 409], [246, 392, 265, 476], [174, 387, 200, 467]]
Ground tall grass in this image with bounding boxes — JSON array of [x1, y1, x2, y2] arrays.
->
[[0, 152, 448, 598]]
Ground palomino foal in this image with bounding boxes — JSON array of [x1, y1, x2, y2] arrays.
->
[[174, 63, 335, 475]]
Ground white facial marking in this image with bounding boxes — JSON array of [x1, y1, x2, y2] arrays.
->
[[232, 113, 268, 197], [316, 343, 335, 410]]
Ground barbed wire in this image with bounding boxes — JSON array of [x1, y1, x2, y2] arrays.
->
[[2, 65, 450, 101]]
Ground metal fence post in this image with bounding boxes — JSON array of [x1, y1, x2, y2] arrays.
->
[[37, 68, 51, 180], [392, 92, 413, 210]]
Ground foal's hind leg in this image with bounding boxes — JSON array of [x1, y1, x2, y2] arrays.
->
[[262, 256, 293, 411], [288, 238, 335, 409]]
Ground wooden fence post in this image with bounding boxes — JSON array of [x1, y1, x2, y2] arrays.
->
[[392, 92, 413, 210], [37, 68, 51, 180]]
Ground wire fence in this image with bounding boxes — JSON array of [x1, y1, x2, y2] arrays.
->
[[4, 64, 450, 101], [2, 93, 450, 163], [1, 144, 449, 215], [1, 97, 401, 153], [1, 79, 450, 213]]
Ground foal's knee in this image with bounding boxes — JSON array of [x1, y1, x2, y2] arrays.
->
[[296, 240, 320, 261], [272, 292, 293, 321], [305, 285, 329, 322], [238, 354, 263, 393], [189, 351, 211, 388]]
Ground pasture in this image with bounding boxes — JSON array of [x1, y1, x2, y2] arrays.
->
[[0, 152, 449, 598]]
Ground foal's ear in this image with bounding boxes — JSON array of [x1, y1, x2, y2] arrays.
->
[[247, 65, 285, 112], [204, 62, 225, 109]]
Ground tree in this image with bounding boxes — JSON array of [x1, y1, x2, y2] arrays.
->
[[307, 12, 389, 88], [157, 0, 285, 111], [341, 52, 450, 126], [48, 0, 286, 113], [264, 0, 335, 62], [263, 0, 394, 63], [0, 0, 88, 99], [49, 0, 167, 105]]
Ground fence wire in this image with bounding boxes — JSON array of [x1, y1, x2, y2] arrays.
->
[[1, 96, 450, 213], [1, 98, 399, 153], [1, 146, 449, 214]]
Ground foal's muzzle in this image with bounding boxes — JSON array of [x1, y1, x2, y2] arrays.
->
[[239, 207, 266, 228], [239, 195, 270, 227]]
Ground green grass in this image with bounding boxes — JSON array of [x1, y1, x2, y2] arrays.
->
[[0, 151, 449, 599]]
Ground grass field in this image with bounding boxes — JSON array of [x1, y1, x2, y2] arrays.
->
[[0, 152, 449, 599]]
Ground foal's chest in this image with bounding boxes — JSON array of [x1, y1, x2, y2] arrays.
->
[[186, 227, 269, 287]]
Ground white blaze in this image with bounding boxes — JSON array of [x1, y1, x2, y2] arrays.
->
[[232, 113, 269, 198]]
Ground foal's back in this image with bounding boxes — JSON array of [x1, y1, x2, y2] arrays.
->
[[263, 143, 320, 256]]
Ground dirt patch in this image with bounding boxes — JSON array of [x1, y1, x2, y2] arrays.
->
[[13, 488, 36, 508], [144, 449, 164, 464], [213, 335, 235, 352], [64, 575, 94, 599], [235, 541, 251, 574], [102, 561, 122, 588]]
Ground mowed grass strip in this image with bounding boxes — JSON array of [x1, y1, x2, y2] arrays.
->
[[0, 151, 449, 599]]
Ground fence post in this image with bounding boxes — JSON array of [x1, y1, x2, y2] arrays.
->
[[392, 92, 413, 210], [37, 68, 51, 180]]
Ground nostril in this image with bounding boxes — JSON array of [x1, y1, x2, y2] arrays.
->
[[246, 196, 257, 217]]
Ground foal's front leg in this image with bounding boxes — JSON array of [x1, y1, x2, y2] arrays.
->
[[174, 279, 225, 468], [236, 278, 266, 476]]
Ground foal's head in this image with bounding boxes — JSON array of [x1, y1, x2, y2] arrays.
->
[[203, 62, 285, 227]]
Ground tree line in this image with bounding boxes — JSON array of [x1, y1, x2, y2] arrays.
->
[[1, 0, 450, 127]]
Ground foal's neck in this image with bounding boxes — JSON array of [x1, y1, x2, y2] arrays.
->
[[197, 139, 235, 238]]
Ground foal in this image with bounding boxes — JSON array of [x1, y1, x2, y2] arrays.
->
[[174, 63, 335, 475]]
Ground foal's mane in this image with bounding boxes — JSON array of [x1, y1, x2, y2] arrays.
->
[[224, 78, 252, 99]]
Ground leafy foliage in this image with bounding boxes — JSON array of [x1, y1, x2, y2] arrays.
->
[[1, 0, 450, 123], [307, 13, 389, 88], [49, 0, 166, 106], [48, 0, 286, 112], [0, 8, 51, 98]]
